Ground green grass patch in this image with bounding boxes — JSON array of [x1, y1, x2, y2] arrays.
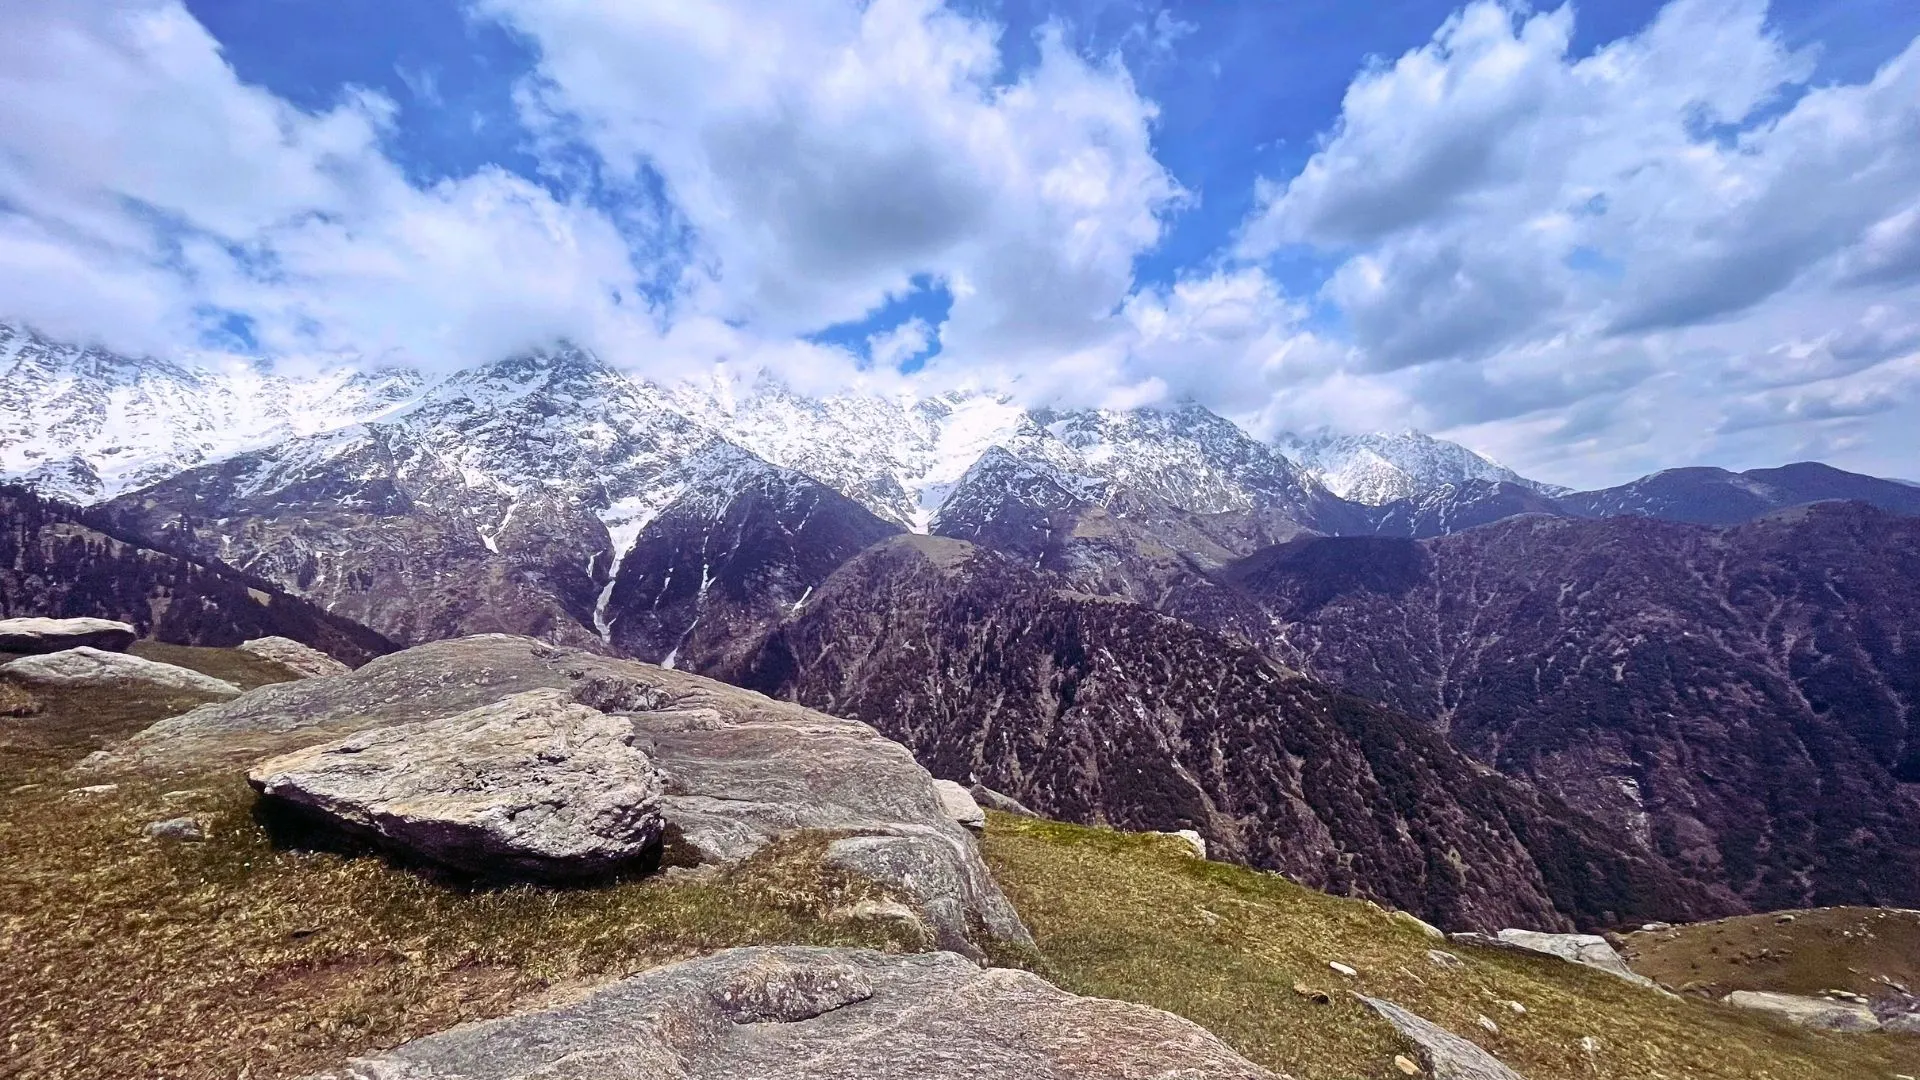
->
[[982, 814, 1920, 1080]]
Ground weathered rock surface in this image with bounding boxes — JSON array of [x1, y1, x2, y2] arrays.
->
[[823, 828, 1029, 957], [0, 616, 134, 654], [1722, 990, 1882, 1032], [312, 946, 1286, 1080], [970, 783, 1037, 818], [1161, 828, 1208, 859], [932, 779, 986, 831], [132, 635, 1029, 950], [237, 636, 350, 679], [249, 689, 666, 880], [143, 816, 206, 842], [2, 646, 238, 696], [1359, 996, 1526, 1080], [1490, 929, 1657, 989]]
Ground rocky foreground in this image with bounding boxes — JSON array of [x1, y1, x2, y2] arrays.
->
[[8, 629, 1920, 1080]]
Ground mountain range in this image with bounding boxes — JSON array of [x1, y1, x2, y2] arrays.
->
[[7, 321, 1920, 930]]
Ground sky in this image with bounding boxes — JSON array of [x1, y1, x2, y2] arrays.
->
[[1, 0, 1917, 488]]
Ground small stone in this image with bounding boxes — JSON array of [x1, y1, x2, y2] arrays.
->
[[1291, 982, 1331, 1005], [1640, 921, 1673, 932], [1580, 1035, 1601, 1055], [1392, 1054, 1421, 1075], [930, 779, 986, 832], [1505, 1000, 1527, 1015], [1476, 1015, 1500, 1035], [143, 817, 206, 842], [1166, 828, 1208, 859], [1776, 913, 1797, 924], [68, 784, 118, 796], [1329, 961, 1358, 978], [1426, 949, 1465, 970]]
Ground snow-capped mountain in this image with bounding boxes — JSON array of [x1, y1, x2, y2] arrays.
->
[[675, 375, 1337, 529], [1275, 429, 1566, 506], [0, 323, 422, 503]]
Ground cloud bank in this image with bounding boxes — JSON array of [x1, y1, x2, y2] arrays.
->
[[0, 0, 1915, 486]]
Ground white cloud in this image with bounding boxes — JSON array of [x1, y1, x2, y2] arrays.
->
[[1232, 0, 1920, 485], [867, 317, 936, 369], [481, 0, 1184, 363], [0, 0, 662, 371]]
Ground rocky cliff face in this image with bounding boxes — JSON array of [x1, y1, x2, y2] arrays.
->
[[1224, 502, 1920, 913], [724, 535, 1713, 932], [0, 485, 392, 664]]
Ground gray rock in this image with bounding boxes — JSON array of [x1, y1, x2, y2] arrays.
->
[[1358, 996, 1526, 1080], [0, 617, 135, 655], [1159, 828, 1208, 859], [1883, 1012, 1920, 1035], [2, 647, 239, 696], [134, 635, 1031, 951], [824, 828, 1030, 958], [311, 946, 1285, 1080], [1427, 949, 1466, 970], [1722, 990, 1882, 1033], [932, 779, 986, 832], [249, 689, 665, 881], [969, 783, 1037, 818], [143, 816, 206, 842], [237, 636, 350, 679], [1490, 929, 1658, 989]]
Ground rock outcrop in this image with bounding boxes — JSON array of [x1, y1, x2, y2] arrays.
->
[[932, 779, 986, 832], [0, 616, 134, 654], [1489, 930, 1658, 989], [237, 636, 350, 679], [1722, 990, 1882, 1033], [131, 635, 1029, 953], [1359, 996, 1525, 1080], [2, 646, 238, 696], [312, 946, 1286, 1080], [249, 689, 666, 881]]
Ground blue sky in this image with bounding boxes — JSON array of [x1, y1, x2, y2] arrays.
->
[[2, 0, 1919, 486]]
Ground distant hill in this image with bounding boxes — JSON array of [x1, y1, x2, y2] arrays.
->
[[1222, 502, 1920, 914], [0, 485, 393, 664]]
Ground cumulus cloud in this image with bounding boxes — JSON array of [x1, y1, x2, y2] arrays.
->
[[1233, 0, 1920, 484], [0, 0, 662, 370], [480, 0, 1184, 363]]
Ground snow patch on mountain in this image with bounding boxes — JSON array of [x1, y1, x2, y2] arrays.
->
[[1275, 429, 1566, 506], [0, 322, 424, 503]]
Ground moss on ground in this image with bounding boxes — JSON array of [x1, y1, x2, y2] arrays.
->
[[981, 814, 1920, 1080]]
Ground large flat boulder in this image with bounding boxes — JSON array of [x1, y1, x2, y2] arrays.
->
[[0, 617, 135, 655], [1722, 990, 1882, 1032], [237, 636, 350, 679], [132, 635, 1031, 953], [2, 646, 239, 696], [311, 946, 1285, 1080], [249, 689, 665, 881], [1489, 929, 1657, 989]]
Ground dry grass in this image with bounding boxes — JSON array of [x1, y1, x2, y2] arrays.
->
[[7, 642, 1919, 1080], [1622, 907, 1920, 1005], [0, 647, 925, 1080], [982, 815, 1920, 1080]]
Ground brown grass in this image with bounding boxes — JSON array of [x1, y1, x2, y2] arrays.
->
[[982, 815, 1920, 1080], [0, 647, 925, 1080], [1623, 907, 1920, 1005]]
